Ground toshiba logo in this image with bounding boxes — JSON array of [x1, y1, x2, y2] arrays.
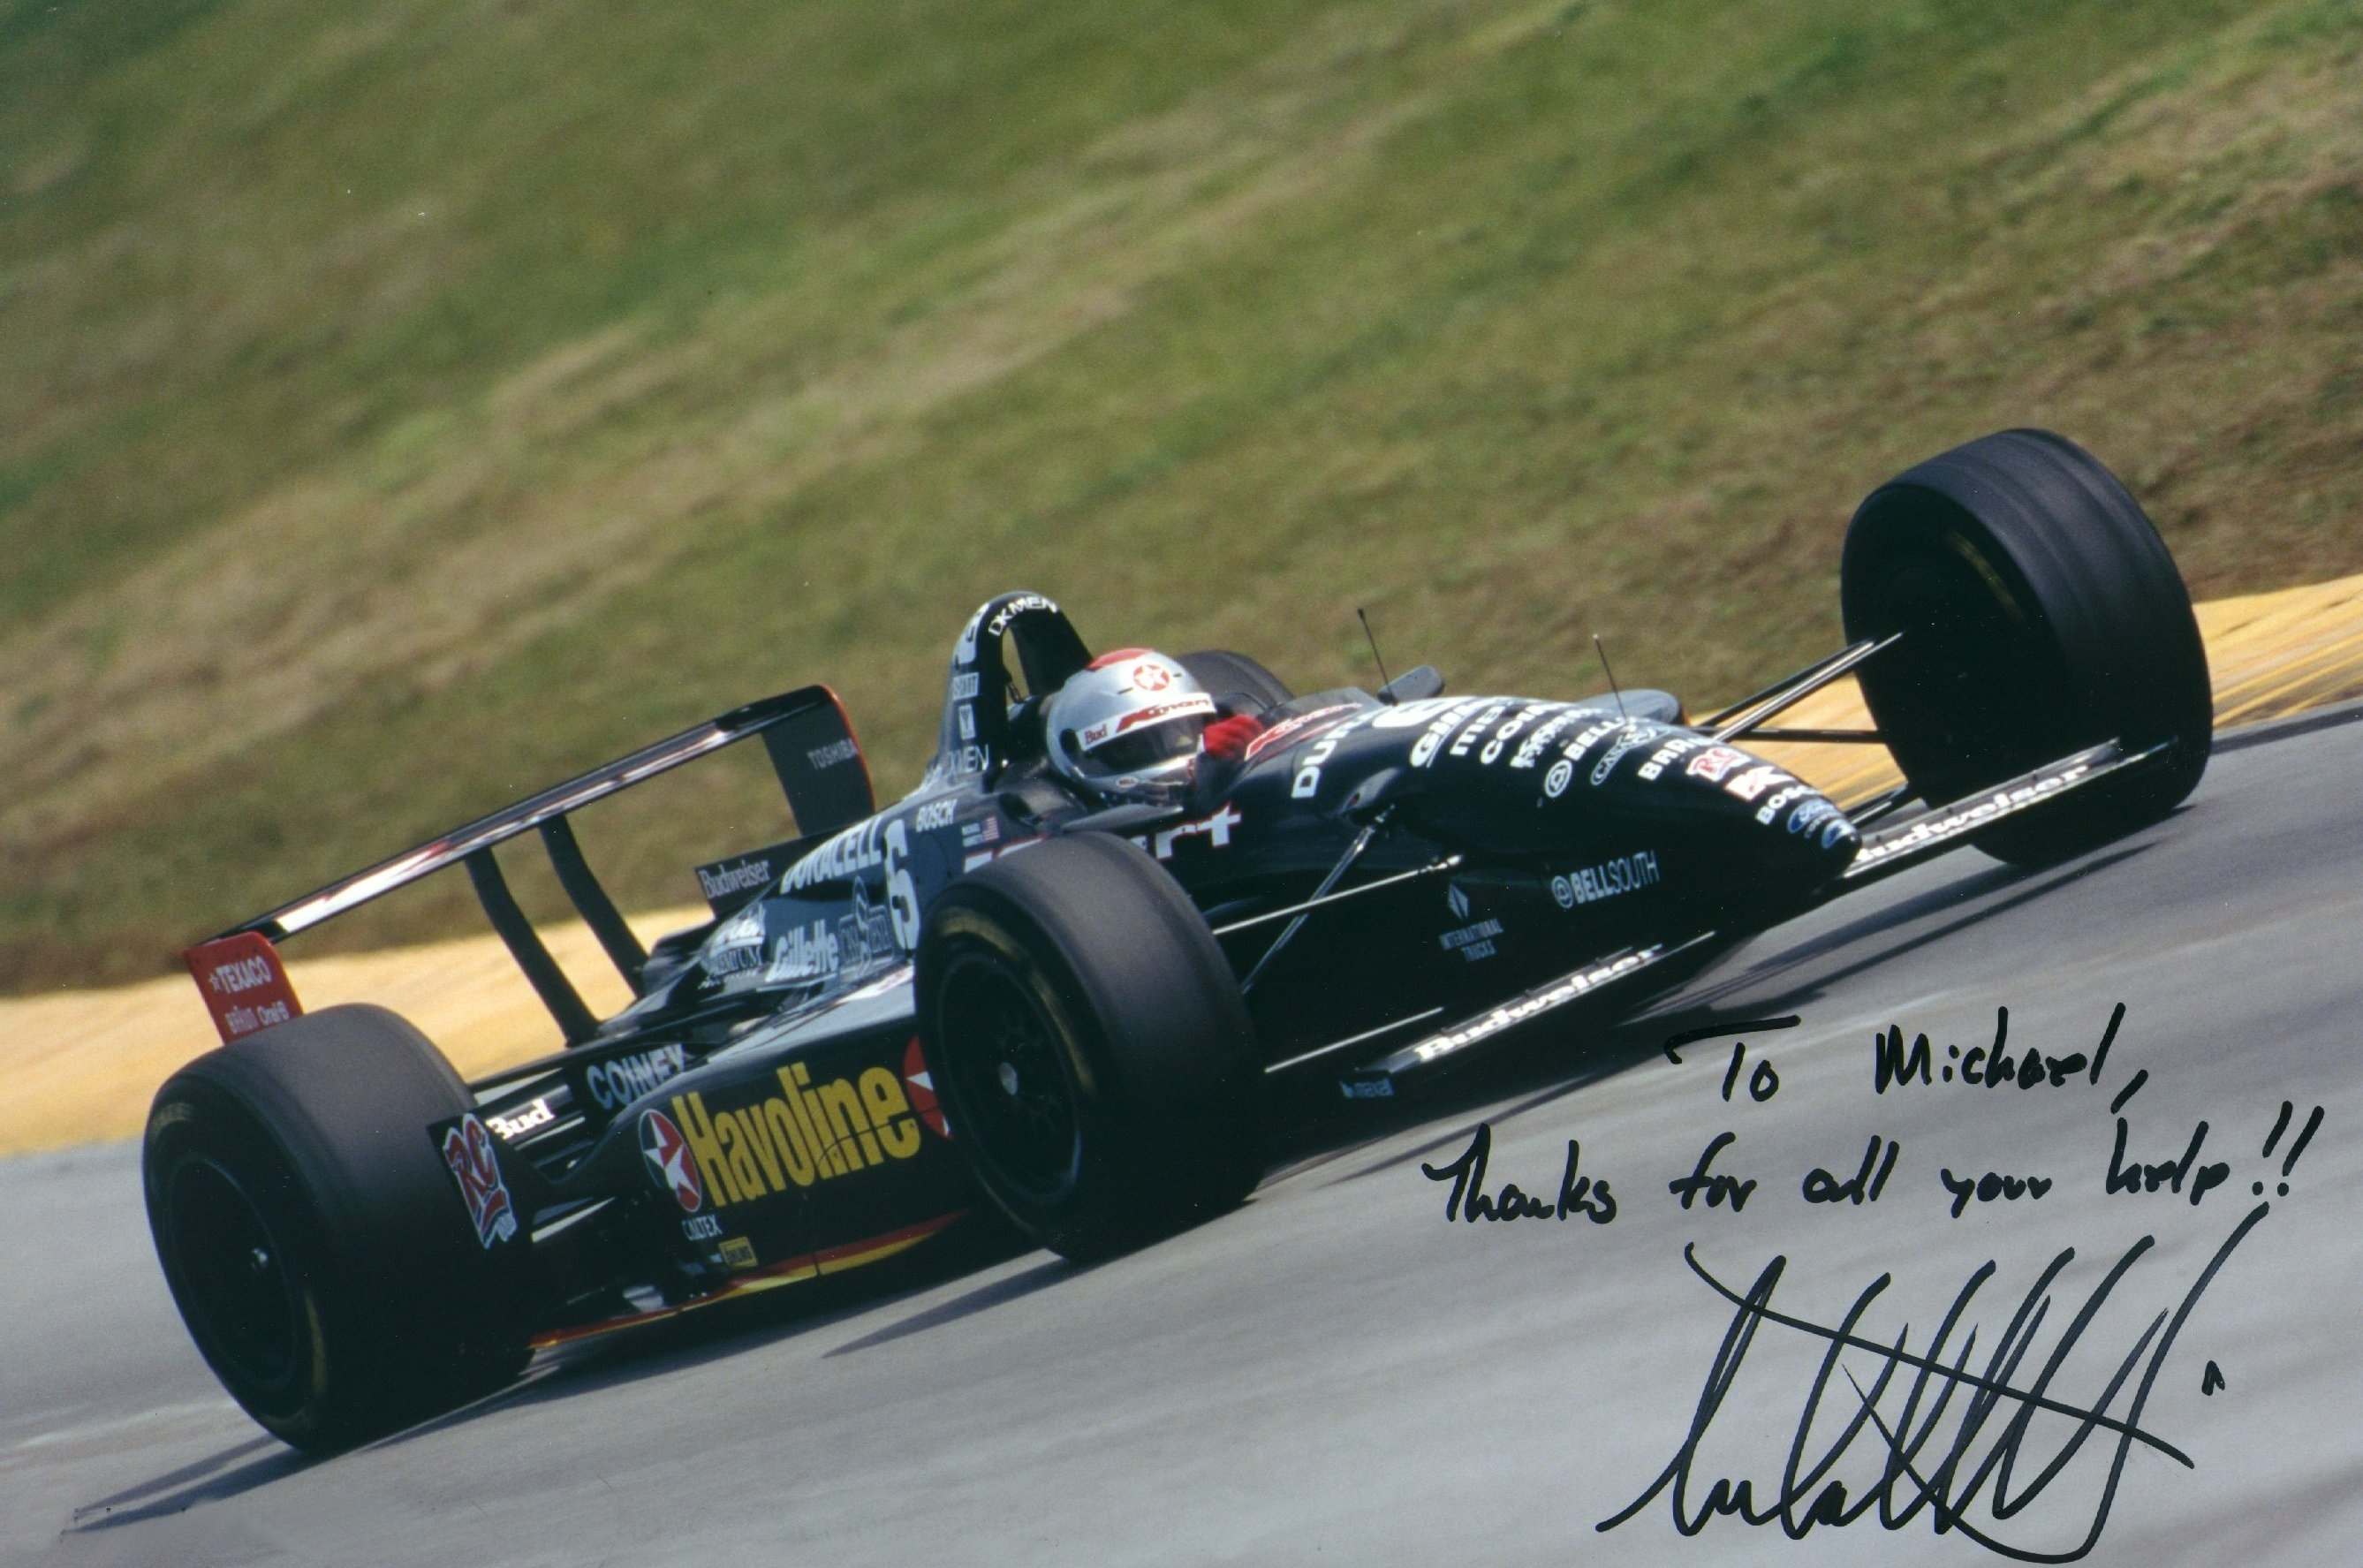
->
[[207, 957, 278, 995]]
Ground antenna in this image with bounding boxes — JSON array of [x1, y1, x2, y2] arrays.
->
[[1358, 607, 1396, 703], [1593, 633, 1628, 721]]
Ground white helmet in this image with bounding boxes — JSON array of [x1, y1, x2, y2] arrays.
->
[[1043, 650, 1216, 805]]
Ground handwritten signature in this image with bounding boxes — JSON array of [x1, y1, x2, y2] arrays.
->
[[1595, 1201, 2268, 1561]]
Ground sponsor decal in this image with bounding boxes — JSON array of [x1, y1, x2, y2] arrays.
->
[[719, 1237, 759, 1270], [441, 1115, 519, 1247], [1848, 762, 2095, 868], [949, 671, 981, 701], [806, 739, 860, 770], [1079, 694, 1216, 751], [913, 799, 958, 832], [487, 1098, 556, 1140], [683, 1213, 723, 1241], [1552, 849, 1663, 906], [1479, 703, 1562, 765], [1723, 764, 1790, 803], [1511, 708, 1588, 770], [784, 819, 884, 893], [1292, 733, 1344, 799], [1685, 746, 1748, 784], [1242, 702, 1356, 762], [1588, 722, 1664, 786], [1445, 702, 1513, 764], [1340, 1078, 1397, 1099], [1543, 759, 1575, 798], [640, 1109, 706, 1214], [762, 879, 898, 987], [957, 704, 977, 741], [1132, 660, 1172, 693], [902, 1037, 950, 1138], [705, 903, 769, 987], [587, 1043, 688, 1111], [1410, 948, 1662, 1063], [1130, 802, 1242, 860], [1821, 817, 1858, 851], [985, 593, 1057, 640], [959, 814, 1001, 848], [1408, 700, 1489, 769], [1438, 882, 1503, 963], [1785, 797, 1843, 836], [667, 1063, 924, 1209], [186, 932, 302, 1041], [1753, 783, 1814, 825], [1635, 735, 1705, 782], [696, 857, 776, 904]]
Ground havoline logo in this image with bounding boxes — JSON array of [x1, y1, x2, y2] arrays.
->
[[669, 1064, 922, 1208]]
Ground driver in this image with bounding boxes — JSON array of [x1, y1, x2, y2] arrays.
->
[[1042, 650, 1264, 806]]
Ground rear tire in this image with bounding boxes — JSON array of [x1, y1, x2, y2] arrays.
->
[[144, 1005, 529, 1451], [1840, 428, 2211, 864], [916, 833, 1261, 1260], [1178, 650, 1293, 715]]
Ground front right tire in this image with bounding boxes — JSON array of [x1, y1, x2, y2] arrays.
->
[[916, 832, 1262, 1260], [1840, 428, 2212, 864]]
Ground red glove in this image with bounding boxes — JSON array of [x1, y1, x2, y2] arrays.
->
[[1202, 713, 1265, 761]]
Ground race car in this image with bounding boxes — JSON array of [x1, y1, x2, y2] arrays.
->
[[145, 428, 2212, 1451]]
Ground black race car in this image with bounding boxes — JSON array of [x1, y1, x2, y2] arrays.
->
[[147, 428, 2212, 1451]]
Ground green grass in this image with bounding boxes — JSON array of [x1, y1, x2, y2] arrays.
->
[[4, 0, 2362, 990]]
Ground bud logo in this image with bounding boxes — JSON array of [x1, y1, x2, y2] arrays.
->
[[640, 1109, 706, 1214], [667, 1063, 923, 1208], [696, 859, 775, 902], [441, 1115, 519, 1247]]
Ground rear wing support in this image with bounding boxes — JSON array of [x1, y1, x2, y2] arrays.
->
[[186, 685, 874, 1046]]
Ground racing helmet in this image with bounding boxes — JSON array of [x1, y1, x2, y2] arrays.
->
[[1042, 650, 1216, 805]]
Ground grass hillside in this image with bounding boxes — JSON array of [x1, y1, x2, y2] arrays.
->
[[4, 0, 2360, 991]]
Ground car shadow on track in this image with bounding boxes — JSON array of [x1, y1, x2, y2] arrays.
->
[[64, 1435, 307, 1534]]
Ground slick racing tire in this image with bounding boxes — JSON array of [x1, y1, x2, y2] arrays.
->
[[917, 832, 1262, 1260], [1178, 650, 1294, 716], [1841, 428, 2211, 865], [144, 1005, 529, 1452]]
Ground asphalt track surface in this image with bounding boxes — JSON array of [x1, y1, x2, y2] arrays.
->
[[6, 706, 2360, 1568]]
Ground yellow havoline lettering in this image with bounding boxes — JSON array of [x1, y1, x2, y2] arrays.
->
[[674, 1064, 925, 1213], [816, 1078, 875, 1168], [762, 1097, 816, 1187], [717, 1110, 767, 1201], [671, 1093, 737, 1207], [860, 1067, 922, 1160]]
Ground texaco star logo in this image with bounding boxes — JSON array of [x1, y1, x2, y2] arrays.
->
[[1132, 660, 1171, 692], [639, 1109, 704, 1214]]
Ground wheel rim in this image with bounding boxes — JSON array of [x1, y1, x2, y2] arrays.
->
[[936, 950, 1083, 1202], [165, 1155, 302, 1392]]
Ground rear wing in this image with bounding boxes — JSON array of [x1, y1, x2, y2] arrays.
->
[[185, 685, 872, 1045]]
